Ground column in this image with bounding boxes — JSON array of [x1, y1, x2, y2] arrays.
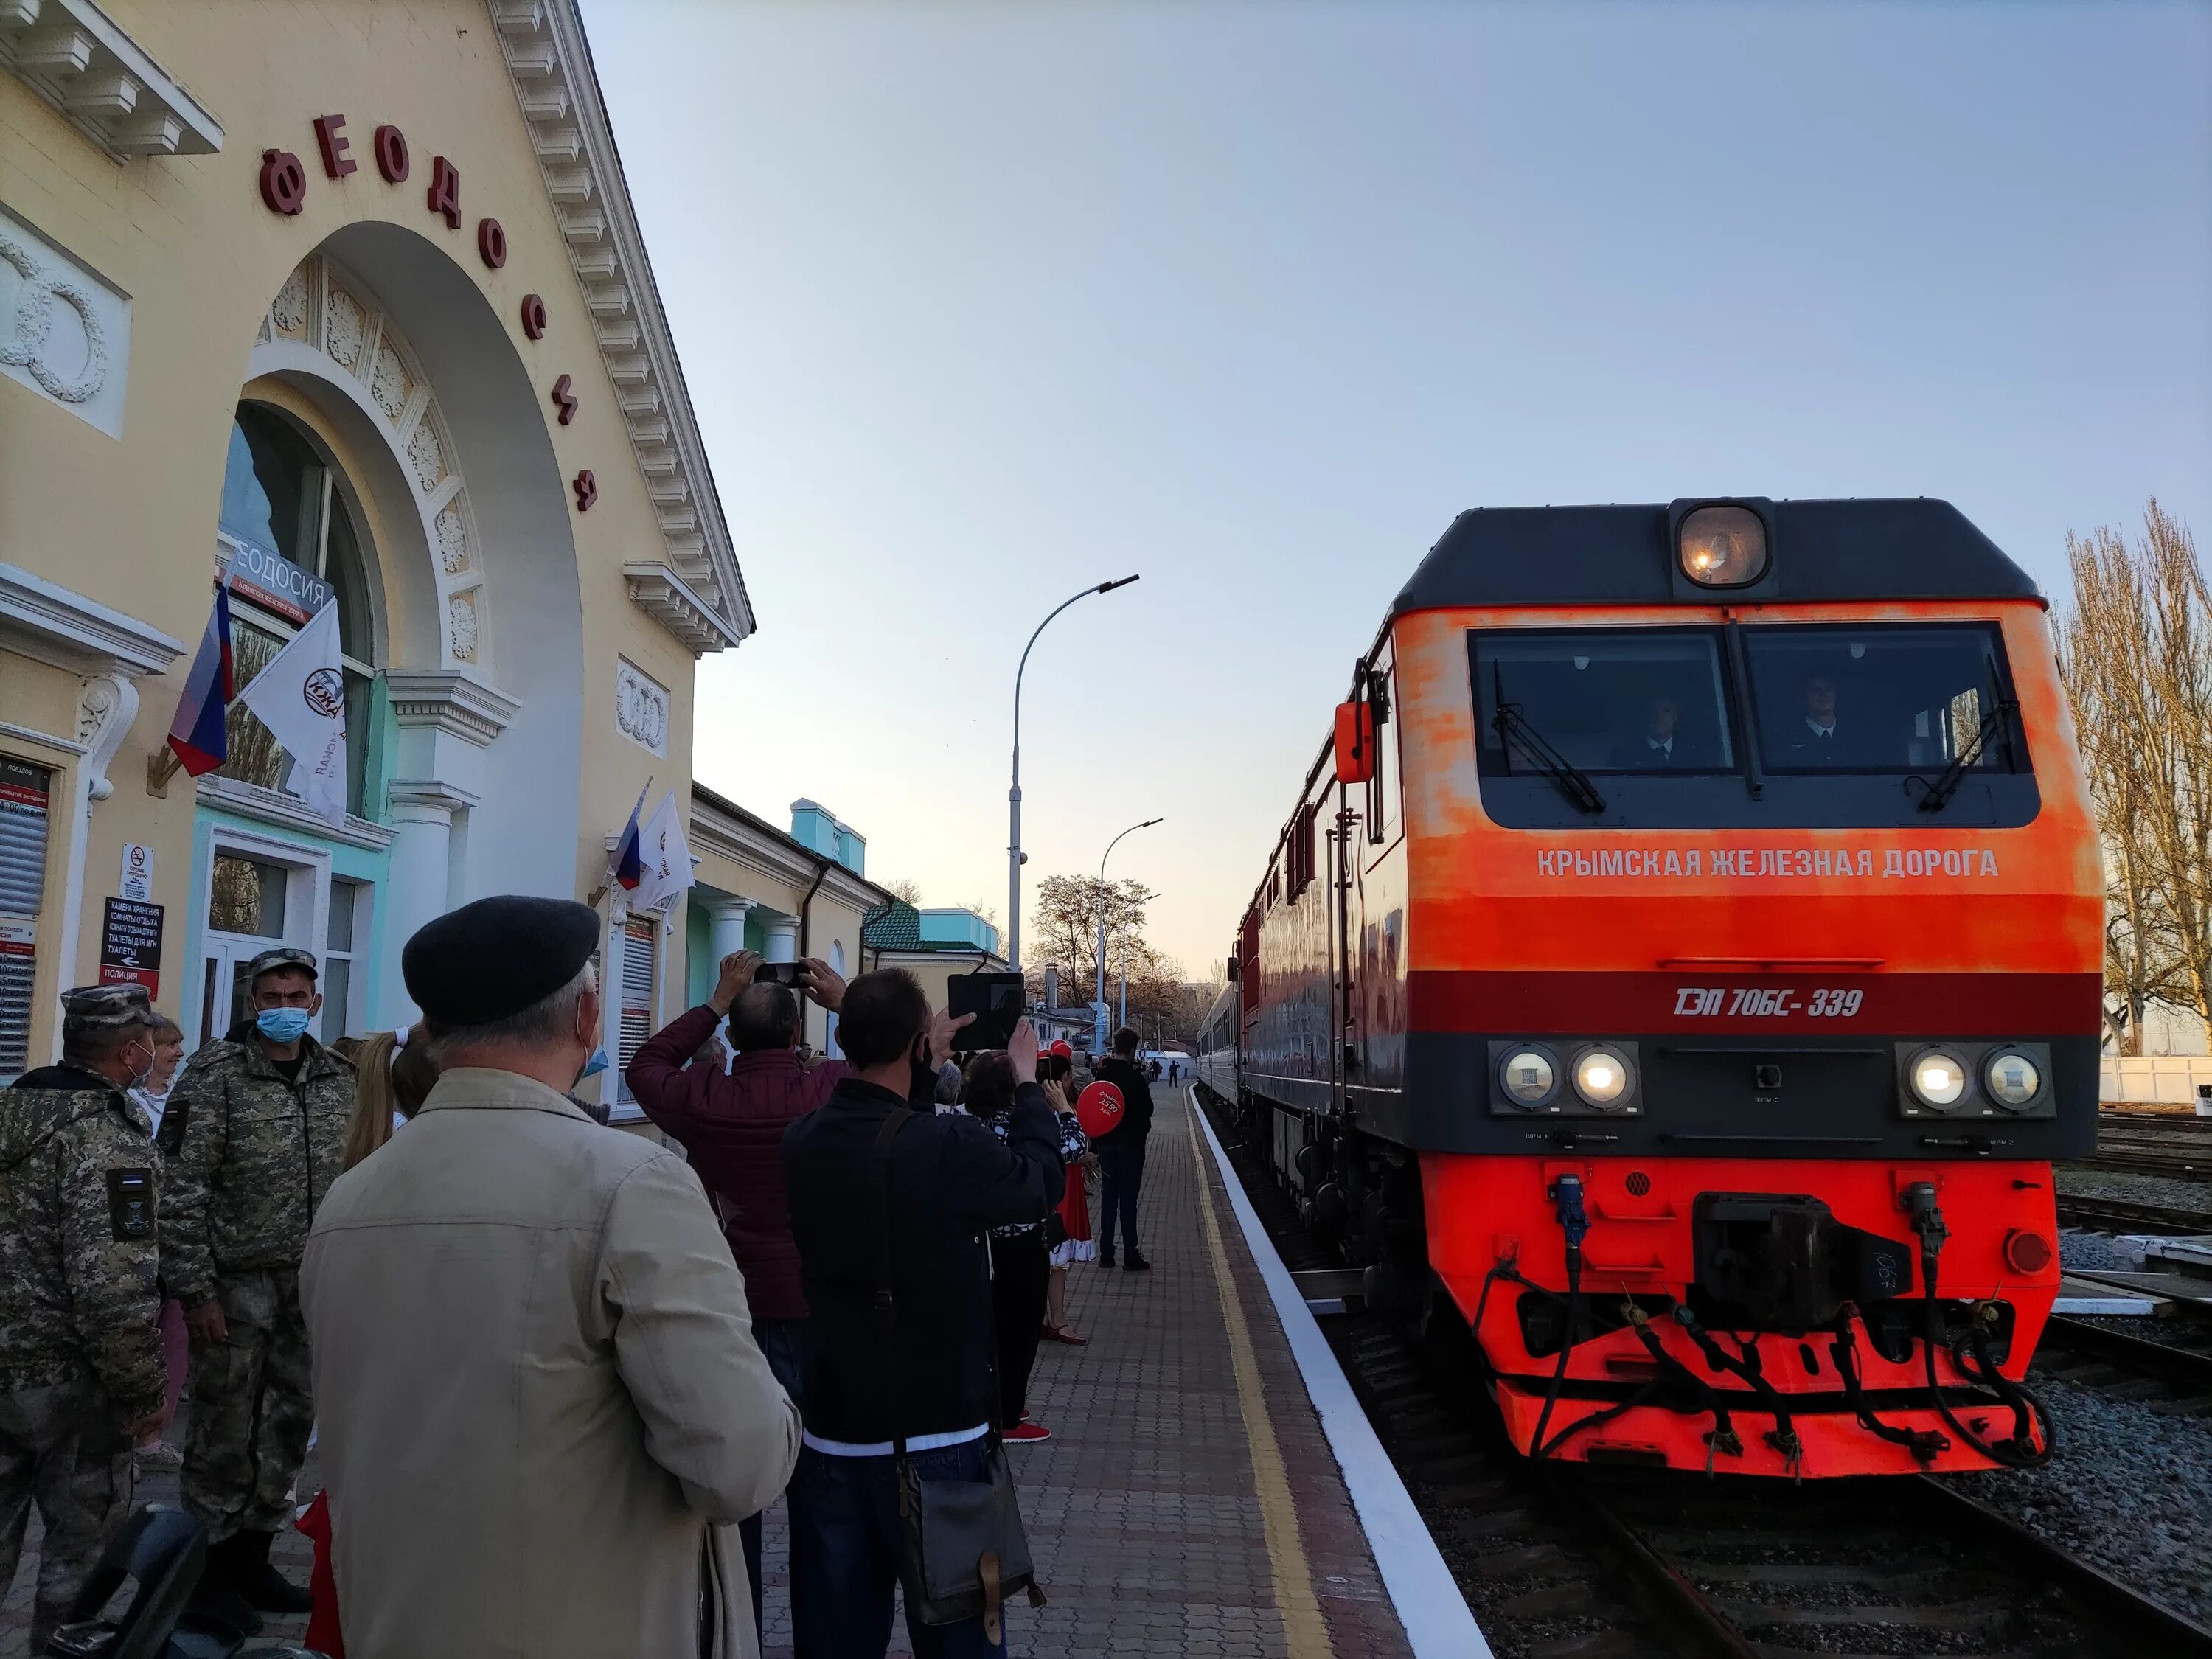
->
[[763, 916, 798, 964], [377, 782, 476, 1026], [703, 895, 754, 962], [380, 672, 517, 1027]]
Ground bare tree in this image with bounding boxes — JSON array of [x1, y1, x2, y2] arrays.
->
[[1029, 873, 1158, 994], [881, 877, 925, 907], [2058, 501, 2211, 1047]]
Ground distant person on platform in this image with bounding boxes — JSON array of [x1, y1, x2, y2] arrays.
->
[[1093, 1026, 1157, 1271], [0, 986, 167, 1654], [626, 945, 846, 1644], [782, 971, 1065, 1658], [305, 897, 800, 1659], [159, 946, 352, 1621]]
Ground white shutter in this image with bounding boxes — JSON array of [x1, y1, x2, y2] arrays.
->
[[616, 917, 655, 1104], [0, 759, 53, 1082]]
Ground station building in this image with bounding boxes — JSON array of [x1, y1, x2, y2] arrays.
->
[[0, 0, 773, 1120]]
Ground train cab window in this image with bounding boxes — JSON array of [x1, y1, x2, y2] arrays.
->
[[1473, 630, 1736, 776], [1743, 625, 2020, 775]]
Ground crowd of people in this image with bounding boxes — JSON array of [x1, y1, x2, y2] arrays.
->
[[0, 895, 1172, 1658]]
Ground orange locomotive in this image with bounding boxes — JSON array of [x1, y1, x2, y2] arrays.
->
[[1196, 498, 2098, 1478]]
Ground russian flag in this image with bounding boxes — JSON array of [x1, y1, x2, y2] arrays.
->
[[166, 581, 234, 777], [611, 781, 649, 891]]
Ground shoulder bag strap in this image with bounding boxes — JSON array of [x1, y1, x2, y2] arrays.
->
[[873, 1106, 913, 1461]]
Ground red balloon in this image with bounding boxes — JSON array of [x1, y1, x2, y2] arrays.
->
[[1075, 1079, 1124, 1139]]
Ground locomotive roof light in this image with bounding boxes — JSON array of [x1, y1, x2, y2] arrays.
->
[[1907, 1048, 1969, 1110], [1983, 1048, 2044, 1111], [1500, 1047, 1559, 1110], [1571, 1046, 1634, 1108], [1678, 504, 1770, 588]]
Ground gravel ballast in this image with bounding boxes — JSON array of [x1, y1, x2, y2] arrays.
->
[[2059, 1228, 2150, 1273], [1941, 1373, 2212, 1629], [2057, 1165, 2212, 1216]]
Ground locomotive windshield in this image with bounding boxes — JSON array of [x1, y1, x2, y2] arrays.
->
[[1742, 625, 2018, 775], [1475, 630, 1736, 775], [1468, 620, 2034, 829]]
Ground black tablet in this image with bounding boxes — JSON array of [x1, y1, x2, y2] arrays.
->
[[946, 971, 1027, 1051]]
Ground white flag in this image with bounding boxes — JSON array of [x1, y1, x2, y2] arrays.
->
[[628, 789, 694, 914], [237, 600, 348, 826]]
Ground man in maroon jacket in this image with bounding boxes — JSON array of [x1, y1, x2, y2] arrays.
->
[[625, 945, 845, 1643]]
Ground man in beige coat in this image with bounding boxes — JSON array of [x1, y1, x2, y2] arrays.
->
[[302, 895, 801, 1659]]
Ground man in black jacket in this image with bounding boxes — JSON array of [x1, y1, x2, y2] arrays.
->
[[782, 969, 1064, 1659], [1092, 1026, 1156, 1271]]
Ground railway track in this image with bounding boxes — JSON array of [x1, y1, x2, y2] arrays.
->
[[1192, 1085, 2212, 1658], [2037, 1312, 2212, 1411], [2056, 1193, 2212, 1234], [2074, 1150, 2212, 1183]]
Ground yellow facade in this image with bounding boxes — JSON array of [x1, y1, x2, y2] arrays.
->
[[0, 1, 751, 1116]]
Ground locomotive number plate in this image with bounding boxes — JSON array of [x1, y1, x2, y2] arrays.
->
[[1674, 986, 1865, 1019]]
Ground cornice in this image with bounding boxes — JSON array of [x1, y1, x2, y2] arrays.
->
[[623, 562, 741, 655], [195, 775, 398, 851], [383, 668, 522, 748], [489, 0, 756, 655], [0, 560, 184, 678], [0, 0, 223, 161]]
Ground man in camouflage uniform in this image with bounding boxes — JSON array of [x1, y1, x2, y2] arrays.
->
[[0, 985, 167, 1652], [159, 947, 352, 1614]]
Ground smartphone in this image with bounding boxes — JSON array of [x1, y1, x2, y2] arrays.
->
[[753, 961, 804, 988], [946, 971, 1027, 1051]]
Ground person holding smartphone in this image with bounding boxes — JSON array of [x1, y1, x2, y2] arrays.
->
[[623, 947, 853, 1643], [782, 976, 1064, 1658]]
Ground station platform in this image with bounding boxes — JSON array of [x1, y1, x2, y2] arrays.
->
[[2, 1085, 1475, 1658], [755, 1082, 1464, 1656]]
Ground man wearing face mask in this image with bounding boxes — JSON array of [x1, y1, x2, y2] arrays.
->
[[159, 946, 352, 1620], [1, 985, 168, 1654]]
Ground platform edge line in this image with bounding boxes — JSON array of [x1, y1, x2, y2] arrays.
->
[[1190, 1090, 1495, 1659]]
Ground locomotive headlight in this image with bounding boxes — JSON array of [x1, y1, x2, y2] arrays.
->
[[1908, 1048, 1969, 1108], [1678, 504, 1770, 587], [1572, 1046, 1632, 1107], [1500, 1048, 1557, 1108], [1983, 1048, 2043, 1110]]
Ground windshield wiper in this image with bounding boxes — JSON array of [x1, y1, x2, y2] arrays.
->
[[1912, 685, 2015, 813], [1492, 667, 1606, 815]]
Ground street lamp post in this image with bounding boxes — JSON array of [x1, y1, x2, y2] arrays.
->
[[1009, 575, 1140, 975], [1094, 815, 1161, 1052]]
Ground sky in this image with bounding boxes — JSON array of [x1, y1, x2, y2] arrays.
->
[[581, 0, 2212, 980]]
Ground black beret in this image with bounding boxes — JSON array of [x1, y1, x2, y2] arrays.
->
[[403, 896, 601, 1027]]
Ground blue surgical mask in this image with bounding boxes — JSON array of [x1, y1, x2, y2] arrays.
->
[[255, 1007, 312, 1043], [578, 1047, 610, 1080]]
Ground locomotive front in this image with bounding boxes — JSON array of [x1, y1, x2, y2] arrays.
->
[[1380, 499, 2101, 1477]]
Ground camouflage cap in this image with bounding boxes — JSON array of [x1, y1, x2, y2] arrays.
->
[[58, 982, 156, 1038], [245, 946, 319, 984]]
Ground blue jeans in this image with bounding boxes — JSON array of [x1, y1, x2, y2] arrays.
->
[[740, 1317, 808, 1643], [1097, 1139, 1147, 1259], [788, 1439, 1010, 1658]]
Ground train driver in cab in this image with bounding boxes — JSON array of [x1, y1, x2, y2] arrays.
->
[[1781, 672, 1865, 763], [1607, 693, 1707, 769]]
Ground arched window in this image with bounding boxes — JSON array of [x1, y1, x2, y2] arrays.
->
[[214, 403, 377, 815]]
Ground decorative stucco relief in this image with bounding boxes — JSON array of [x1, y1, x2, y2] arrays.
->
[[267, 254, 487, 667], [615, 660, 669, 757]]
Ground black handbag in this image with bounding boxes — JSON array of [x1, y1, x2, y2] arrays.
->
[[872, 1108, 1046, 1641]]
